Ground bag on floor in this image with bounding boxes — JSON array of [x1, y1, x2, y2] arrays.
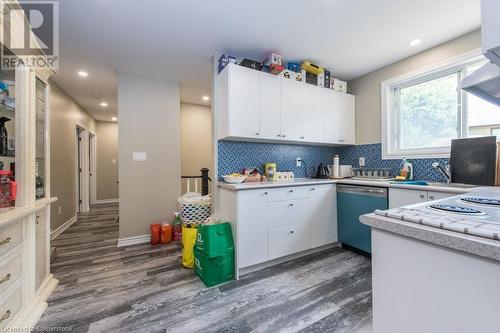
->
[[181, 226, 198, 268]]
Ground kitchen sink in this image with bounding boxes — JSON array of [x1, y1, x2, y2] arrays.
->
[[425, 182, 478, 189]]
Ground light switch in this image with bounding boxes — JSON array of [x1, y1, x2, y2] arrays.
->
[[132, 152, 147, 161]]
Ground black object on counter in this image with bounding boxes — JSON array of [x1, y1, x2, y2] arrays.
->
[[449, 136, 497, 186], [315, 163, 328, 179]]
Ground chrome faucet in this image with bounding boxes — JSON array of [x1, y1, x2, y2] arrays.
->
[[432, 162, 451, 183]]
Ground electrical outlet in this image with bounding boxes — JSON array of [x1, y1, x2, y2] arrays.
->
[[359, 157, 366, 167], [296, 158, 302, 167]]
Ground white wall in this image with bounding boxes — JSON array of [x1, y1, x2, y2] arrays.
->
[[349, 29, 481, 144], [118, 72, 181, 239], [181, 102, 212, 192]]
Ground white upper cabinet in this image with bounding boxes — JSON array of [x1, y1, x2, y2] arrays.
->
[[324, 90, 341, 143], [217, 63, 355, 145], [259, 72, 282, 139], [227, 65, 260, 138], [339, 93, 355, 144]]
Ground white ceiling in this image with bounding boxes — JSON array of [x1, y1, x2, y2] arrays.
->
[[52, 0, 481, 121]]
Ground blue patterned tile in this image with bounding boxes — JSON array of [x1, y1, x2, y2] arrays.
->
[[218, 141, 450, 183]]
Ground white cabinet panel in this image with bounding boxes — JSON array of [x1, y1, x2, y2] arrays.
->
[[281, 78, 306, 141], [238, 190, 269, 268], [325, 90, 340, 144], [389, 188, 427, 209], [427, 191, 456, 201], [339, 93, 355, 144], [35, 210, 48, 291], [268, 198, 309, 230], [228, 65, 260, 138], [310, 185, 338, 247], [266, 186, 310, 202], [259, 73, 282, 139], [301, 84, 325, 143], [269, 223, 310, 260]]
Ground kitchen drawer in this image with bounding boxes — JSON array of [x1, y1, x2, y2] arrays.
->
[[266, 186, 311, 202], [0, 221, 23, 259], [0, 283, 23, 327], [0, 248, 23, 296], [389, 188, 428, 209], [269, 223, 310, 260], [268, 198, 309, 230]]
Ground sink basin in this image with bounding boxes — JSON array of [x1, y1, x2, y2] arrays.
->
[[426, 182, 479, 189]]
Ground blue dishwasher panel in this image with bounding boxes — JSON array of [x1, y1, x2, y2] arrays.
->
[[337, 185, 388, 254]]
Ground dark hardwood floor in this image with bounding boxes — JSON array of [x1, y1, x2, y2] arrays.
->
[[37, 203, 373, 333]]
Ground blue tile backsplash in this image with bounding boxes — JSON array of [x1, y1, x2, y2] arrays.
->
[[218, 141, 450, 183]]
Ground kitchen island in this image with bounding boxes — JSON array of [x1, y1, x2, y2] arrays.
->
[[360, 188, 500, 333]]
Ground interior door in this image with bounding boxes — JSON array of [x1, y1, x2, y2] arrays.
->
[[76, 127, 84, 212]]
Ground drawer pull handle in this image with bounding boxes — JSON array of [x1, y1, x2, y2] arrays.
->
[[289, 203, 294, 207], [0, 237, 11, 246], [0, 273, 11, 285], [289, 230, 294, 234], [264, 192, 268, 195], [300, 136, 305, 139], [0, 310, 10, 323], [311, 188, 315, 191], [288, 190, 294, 193]]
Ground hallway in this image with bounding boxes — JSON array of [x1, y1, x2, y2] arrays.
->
[[37, 204, 372, 333]]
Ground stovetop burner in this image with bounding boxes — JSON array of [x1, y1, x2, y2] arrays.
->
[[461, 197, 500, 206], [428, 204, 485, 215]]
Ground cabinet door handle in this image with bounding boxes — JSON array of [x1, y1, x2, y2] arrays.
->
[[289, 203, 294, 207], [277, 134, 282, 137], [0, 273, 11, 285], [429, 195, 435, 200], [264, 192, 268, 195], [289, 230, 294, 234], [419, 194, 425, 199], [0, 310, 10, 323], [288, 190, 294, 193], [282, 134, 286, 138], [0, 237, 11, 246], [35, 215, 40, 224], [311, 188, 315, 191], [255, 132, 260, 136], [300, 136, 305, 139]]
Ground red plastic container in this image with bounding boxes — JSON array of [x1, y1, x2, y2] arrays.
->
[[150, 224, 161, 245], [160, 224, 172, 243]]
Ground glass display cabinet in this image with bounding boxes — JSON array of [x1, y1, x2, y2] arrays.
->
[[0, 45, 57, 329]]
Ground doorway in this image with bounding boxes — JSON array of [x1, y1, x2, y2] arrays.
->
[[89, 132, 96, 206], [76, 126, 85, 212]]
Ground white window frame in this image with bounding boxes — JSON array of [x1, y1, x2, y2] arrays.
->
[[381, 48, 484, 159]]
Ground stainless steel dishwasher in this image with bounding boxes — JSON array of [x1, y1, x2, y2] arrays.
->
[[337, 185, 388, 254]]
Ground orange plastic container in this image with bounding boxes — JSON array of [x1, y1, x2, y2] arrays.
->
[[160, 224, 172, 243], [151, 224, 161, 245]]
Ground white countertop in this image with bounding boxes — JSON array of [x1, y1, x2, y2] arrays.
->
[[218, 177, 479, 194]]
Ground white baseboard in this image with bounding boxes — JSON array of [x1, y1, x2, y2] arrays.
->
[[117, 234, 150, 247], [51, 215, 77, 240], [95, 198, 119, 204]]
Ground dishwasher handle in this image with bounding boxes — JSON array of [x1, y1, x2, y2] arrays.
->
[[337, 185, 388, 196]]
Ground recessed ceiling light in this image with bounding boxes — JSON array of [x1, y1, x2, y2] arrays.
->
[[100, 102, 108, 107], [78, 71, 88, 77], [409, 38, 422, 47], [111, 117, 117, 121], [202, 95, 210, 101]]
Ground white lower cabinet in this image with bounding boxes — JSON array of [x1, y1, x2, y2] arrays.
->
[[237, 190, 269, 269], [220, 184, 337, 277], [389, 188, 457, 209], [269, 224, 310, 260], [310, 184, 337, 247]]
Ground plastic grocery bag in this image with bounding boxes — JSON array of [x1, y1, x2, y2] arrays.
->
[[181, 225, 198, 268]]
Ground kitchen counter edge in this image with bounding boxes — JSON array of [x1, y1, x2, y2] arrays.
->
[[360, 213, 500, 262], [217, 178, 475, 194]]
